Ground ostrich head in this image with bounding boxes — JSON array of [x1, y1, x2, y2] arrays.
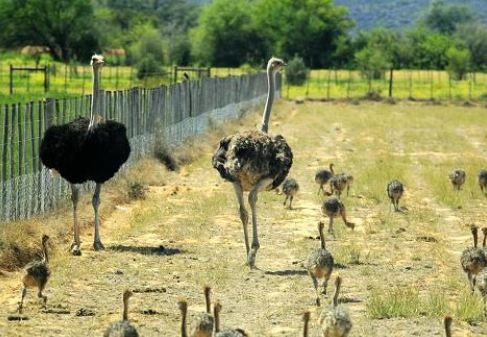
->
[[267, 57, 287, 73], [90, 54, 104, 68]]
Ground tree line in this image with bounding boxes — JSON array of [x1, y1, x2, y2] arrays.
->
[[0, 0, 486, 80]]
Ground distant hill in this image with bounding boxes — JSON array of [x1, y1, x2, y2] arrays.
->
[[325, 0, 487, 31], [190, 0, 487, 31]]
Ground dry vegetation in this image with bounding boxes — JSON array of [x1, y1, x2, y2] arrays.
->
[[1, 100, 487, 336]]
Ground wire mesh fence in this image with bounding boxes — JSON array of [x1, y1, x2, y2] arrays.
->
[[283, 69, 487, 101], [0, 72, 277, 221]]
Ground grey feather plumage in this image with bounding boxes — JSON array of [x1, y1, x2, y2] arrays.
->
[[478, 169, 487, 194], [449, 169, 466, 190], [387, 179, 404, 211], [104, 321, 139, 337]]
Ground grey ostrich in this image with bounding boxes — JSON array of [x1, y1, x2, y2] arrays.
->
[[18, 234, 50, 313], [315, 164, 335, 195], [213, 301, 248, 337], [40, 55, 130, 255], [282, 177, 299, 209], [330, 173, 353, 199], [444, 316, 452, 337], [386, 179, 404, 212], [449, 169, 466, 190], [104, 290, 139, 337], [307, 222, 334, 306], [319, 276, 352, 337], [212, 57, 292, 268], [321, 198, 354, 238], [302, 311, 310, 337], [191, 286, 214, 337], [460, 225, 487, 292], [478, 170, 487, 195]]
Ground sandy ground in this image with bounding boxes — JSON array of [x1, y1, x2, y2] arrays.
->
[[1, 100, 487, 336]]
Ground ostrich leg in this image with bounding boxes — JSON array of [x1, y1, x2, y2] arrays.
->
[[92, 183, 105, 250], [17, 287, 26, 313], [70, 184, 82, 256], [247, 178, 272, 268], [233, 183, 249, 255]]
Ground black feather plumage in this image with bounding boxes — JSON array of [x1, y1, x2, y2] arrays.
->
[[40, 117, 130, 184]]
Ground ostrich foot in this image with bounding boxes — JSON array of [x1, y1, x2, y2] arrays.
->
[[247, 249, 258, 269], [93, 240, 105, 251], [70, 243, 82, 256]]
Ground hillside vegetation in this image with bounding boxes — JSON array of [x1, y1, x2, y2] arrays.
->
[[335, 0, 487, 30]]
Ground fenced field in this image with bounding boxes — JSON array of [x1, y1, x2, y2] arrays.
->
[[0, 72, 274, 221], [0, 60, 248, 104], [284, 69, 487, 101]]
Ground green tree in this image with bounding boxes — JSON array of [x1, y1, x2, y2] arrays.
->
[[406, 27, 455, 69], [456, 23, 487, 71], [253, 0, 354, 68], [190, 0, 266, 67], [446, 46, 471, 80], [0, 0, 99, 61], [422, 0, 474, 35]]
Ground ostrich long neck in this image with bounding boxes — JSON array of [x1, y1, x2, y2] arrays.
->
[[181, 307, 188, 337], [213, 306, 220, 333], [122, 295, 129, 321], [303, 314, 309, 337], [42, 240, 49, 264], [261, 65, 275, 133], [333, 280, 341, 307], [89, 66, 100, 130], [319, 225, 326, 250]]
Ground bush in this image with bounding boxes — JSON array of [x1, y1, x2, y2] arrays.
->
[[128, 182, 149, 200], [136, 55, 162, 79], [285, 55, 309, 86], [446, 46, 471, 80], [355, 46, 391, 80]]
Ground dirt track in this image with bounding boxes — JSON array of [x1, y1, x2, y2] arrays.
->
[[1, 101, 487, 336]]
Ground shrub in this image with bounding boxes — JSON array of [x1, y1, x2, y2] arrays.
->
[[136, 55, 162, 79], [285, 55, 309, 86], [446, 46, 471, 80]]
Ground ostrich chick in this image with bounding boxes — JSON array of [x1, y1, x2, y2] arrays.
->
[[330, 174, 353, 199], [449, 169, 466, 190], [315, 164, 335, 195], [319, 276, 352, 337], [478, 170, 487, 195], [18, 234, 50, 313], [282, 178, 299, 209], [191, 286, 214, 337], [460, 225, 487, 292], [386, 179, 404, 212], [307, 222, 334, 306], [321, 198, 355, 238], [104, 290, 139, 337], [214, 301, 248, 337]]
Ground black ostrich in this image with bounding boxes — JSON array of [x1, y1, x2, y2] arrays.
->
[[212, 57, 292, 268], [40, 54, 130, 255]]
